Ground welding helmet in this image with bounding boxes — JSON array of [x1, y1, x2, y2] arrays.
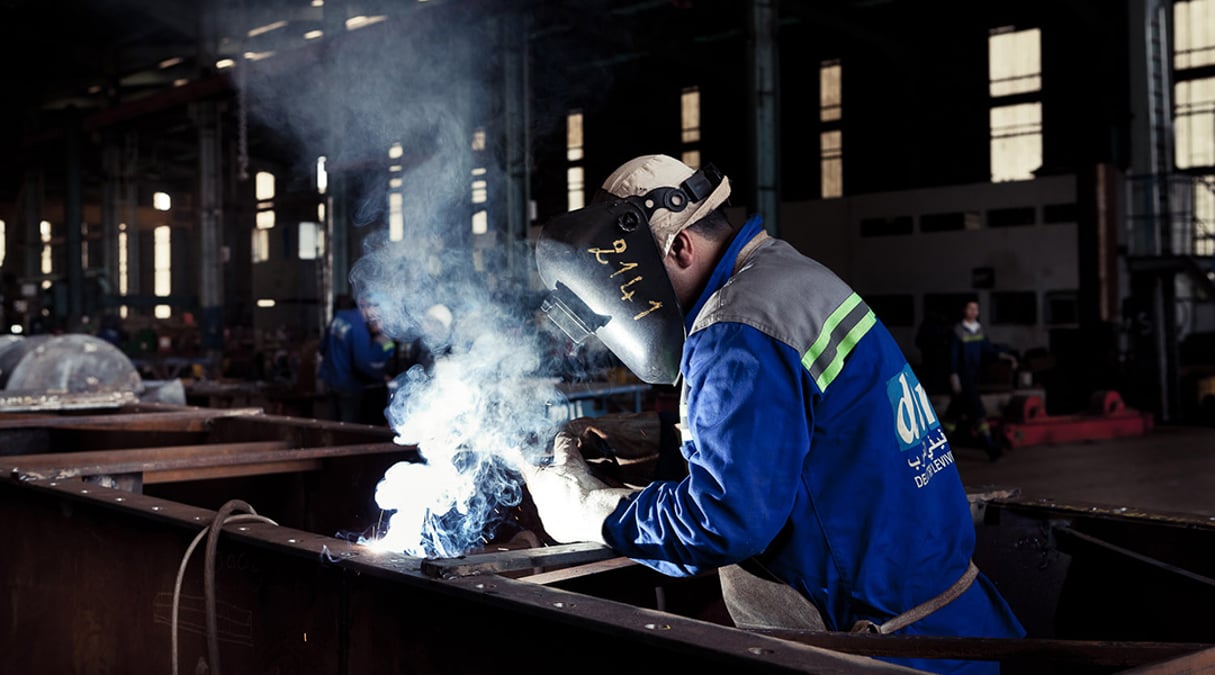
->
[[535, 155, 730, 385]]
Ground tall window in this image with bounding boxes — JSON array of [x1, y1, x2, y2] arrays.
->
[[387, 143, 404, 241], [681, 87, 701, 168], [567, 110, 585, 210], [118, 223, 128, 318], [254, 171, 275, 259], [40, 220, 52, 275], [153, 225, 171, 319], [989, 27, 1043, 182], [0, 219, 5, 267], [820, 60, 843, 198], [1175, 0, 1215, 255], [471, 129, 488, 236]]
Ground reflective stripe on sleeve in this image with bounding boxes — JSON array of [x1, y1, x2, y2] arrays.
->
[[801, 293, 877, 392]]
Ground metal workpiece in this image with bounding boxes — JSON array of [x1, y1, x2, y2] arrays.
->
[[2, 404, 1214, 674]]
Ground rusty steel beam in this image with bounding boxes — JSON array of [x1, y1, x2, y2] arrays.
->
[[0, 477, 923, 675], [751, 631, 1213, 670], [4, 441, 408, 482], [0, 407, 262, 432]]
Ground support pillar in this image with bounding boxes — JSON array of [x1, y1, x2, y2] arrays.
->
[[747, 0, 780, 236]]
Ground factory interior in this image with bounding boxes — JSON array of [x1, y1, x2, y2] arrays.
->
[[1, 0, 1214, 673]]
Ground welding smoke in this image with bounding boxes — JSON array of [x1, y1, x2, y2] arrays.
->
[[218, 2, 632, 557]]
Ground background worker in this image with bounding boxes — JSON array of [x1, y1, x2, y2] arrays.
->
[[525, 154, 1024, 675], [318, 294, 395, 424], [945, 298, 1019, 461]]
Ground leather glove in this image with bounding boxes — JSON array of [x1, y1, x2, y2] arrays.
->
[[520, 431, 635, 545], [949, 373, 962, 395]]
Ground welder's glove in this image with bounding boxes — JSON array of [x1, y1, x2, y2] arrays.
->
[[521, 431, 636, 546], [949, 373, 962, 395]]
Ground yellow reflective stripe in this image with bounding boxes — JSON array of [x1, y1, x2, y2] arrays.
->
[[802, 293, 863, 368], [813, 309, 876, 391]]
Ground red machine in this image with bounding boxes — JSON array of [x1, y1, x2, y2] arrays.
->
[[999, 390, 1154, 449]]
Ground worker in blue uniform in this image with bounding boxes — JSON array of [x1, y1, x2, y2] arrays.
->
[[525, 155, 1025, 674], [946, 299, 1018, 461], [318, 294, 395, 423]]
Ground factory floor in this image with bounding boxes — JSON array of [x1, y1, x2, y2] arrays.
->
[[954, 424, 1215, 517]]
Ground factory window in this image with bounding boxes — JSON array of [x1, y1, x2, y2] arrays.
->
[[153, 191, 171, 211], [924, 293, 978, 324], [153, 225, 171, 319], [0, 219, 5, 267], [567, 110, 585, 208], [1043, 202, 1077, 224], [681, 87, 701, 144], [567, 111, 583, 162], [252, 228, 270, 263], [681, 86, 700, 168], [40, 220, 52, 274], [1044, 290, 1079, 325], [1175, 78, 1215, 169], [821, 131, 842, 199], [1195, 175, 1215, 256], [299, 222, 320, 260], [256, 298, 276, 308], [860, 215, 913, 237], [316, 156, 328, 194], [821, 61, 841, 122], [256, 171, 276, 236], [821, 60, 843, 198], [920, 211, 981, 233], [1174, 0, 1215, 70], [865, 294, 915, 327], [991, 291, 1037, 325], [388, 192, 404, 242], [567, 166, 585, 211], [118, 224, 128, 295], [987, 206, 1036, 228], [989, 27, 1042, 182], [472, 211, 488, 235], [256, 171, 275, 201]]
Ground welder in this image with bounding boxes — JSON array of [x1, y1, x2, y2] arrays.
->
[[524, 154, 1025, 674]]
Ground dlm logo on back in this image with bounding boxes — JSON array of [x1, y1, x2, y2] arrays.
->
[[886, 364, 939, 451]]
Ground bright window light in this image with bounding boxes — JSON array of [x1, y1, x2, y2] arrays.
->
[[252, 229, 270, 263], [821, 61, 841, 122], [10, 324, 23, 334], [472, 128, 486, 152], [821, 131, 842, 198], [990, 103, 1043, 182], [40, 220, 52, 274], [118, 226, 128, 295], [299, 222, 320, 260], [388, 192, 404, 241], [316, 156, 328, 194], [248, 20, 288, 38], [216, 58, 236, 70], [159, 56, 183, 69], [256, 171, 276, 201], [681, 150, 700, 169], [567, 166, 584, 211], [472, 178, 488, 204], [257, 298, 277, 308], [389, 177, 403, 189], [153, 192, 171, 211], [153, 226, 171, 298], [305, 30, 323, 40], [989, 27, 1041, 97], [472, 210, 488, 235], [155, 305, 171, 319], [389, 142, 403, 159], [0, 219, 6, 267], [1175, 77, 1215, 169], [566, 111, 583, 161], [681, 87, 701, 144], [346, 15, 387, 30], [257, 210, 276, 230], [1175, 0, 1215, 69]]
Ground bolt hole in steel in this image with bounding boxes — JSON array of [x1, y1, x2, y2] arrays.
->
[[644, 623, 672, 631], [747, 647, 775, 656], [48, 482, 57, 487], [287, 538, 298, 544], [115, 497, 124, 502], [80, 489, 89, 494], [152, 506, 161, 511], [552, 602, 576, 609]]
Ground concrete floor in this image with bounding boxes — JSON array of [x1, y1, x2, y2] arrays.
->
[[954, 424, 1215, 517]]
